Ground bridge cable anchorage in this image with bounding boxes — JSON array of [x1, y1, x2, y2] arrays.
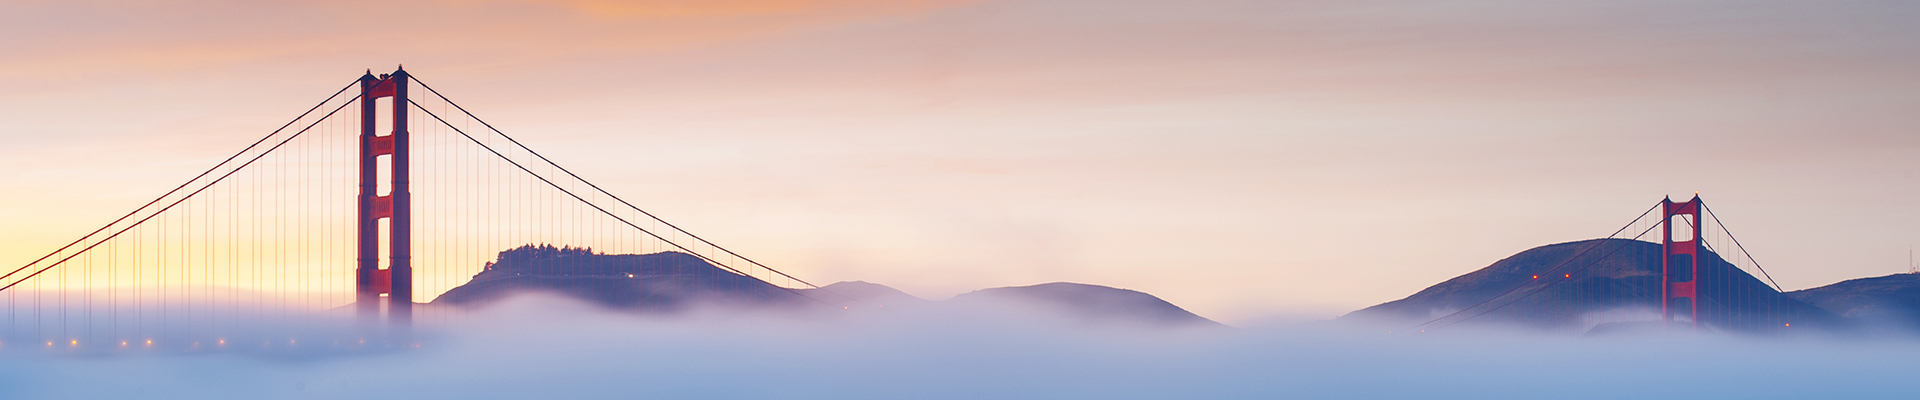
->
[[1702, 204, 1783, 292], [406, 100, 843, 307], [407, 77, 854, 303], [1405, 201, 1664, 332], [0, 77, 379, 293], [0, 79, 363, 286], [406, 78, 852, 303]]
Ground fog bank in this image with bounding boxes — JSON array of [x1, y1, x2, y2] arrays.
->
[[3, 294, 1916, 399]]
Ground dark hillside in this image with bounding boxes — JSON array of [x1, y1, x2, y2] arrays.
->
[[432, 245, 817, 312], [432, 246, 1221, 327], [950, 282, 1223, 327], [1788, 273, 1920, 329], [1343, 239, 1840, 333]]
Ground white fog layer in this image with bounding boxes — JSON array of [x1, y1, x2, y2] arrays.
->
[[2, 294, 1915, 399]]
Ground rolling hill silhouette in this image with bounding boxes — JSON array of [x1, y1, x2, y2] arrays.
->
[[948, 282, 1224, 328], [433, 245, 1220, 327], [1787, 273, 1920, 330], [1342, 239, 1840, 333], [432, 245, 816, 312]]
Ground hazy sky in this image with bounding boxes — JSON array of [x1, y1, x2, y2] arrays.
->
[[2, 0, 1918, 324]]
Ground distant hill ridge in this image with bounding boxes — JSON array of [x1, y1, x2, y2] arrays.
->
[[434, 246, 809, 312], [1342, 238, 1841, 333], [950, 282, 1224, 327], [432, 245, 1220, 327], [1787, 273, 1920, 329]]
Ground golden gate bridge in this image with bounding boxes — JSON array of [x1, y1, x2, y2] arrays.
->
[[0, 67, 836, 350], [0, 68, 1810, 351]]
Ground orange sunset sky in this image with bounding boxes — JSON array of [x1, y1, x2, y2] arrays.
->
[[2, 0, 1917, 323]]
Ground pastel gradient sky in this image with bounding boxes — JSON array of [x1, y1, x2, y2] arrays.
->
[[2, 0, 1917, 323]]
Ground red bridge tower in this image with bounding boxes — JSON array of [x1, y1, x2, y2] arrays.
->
[[1661, 195, 1703, 328], [357, 68, 412, 328]]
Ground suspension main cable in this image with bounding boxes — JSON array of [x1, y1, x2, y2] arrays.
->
[[406, 77, 841, 298], [1407, 201, 1664, 331], [1703, 204, 1783, 292], [1419, 217, 1668, 332], [0, 80, 363, 285], [0, 81, 375, 293], [408, 100, 839, 307]]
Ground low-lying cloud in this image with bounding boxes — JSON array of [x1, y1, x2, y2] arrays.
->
[[3, 293, 1917, 399]]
